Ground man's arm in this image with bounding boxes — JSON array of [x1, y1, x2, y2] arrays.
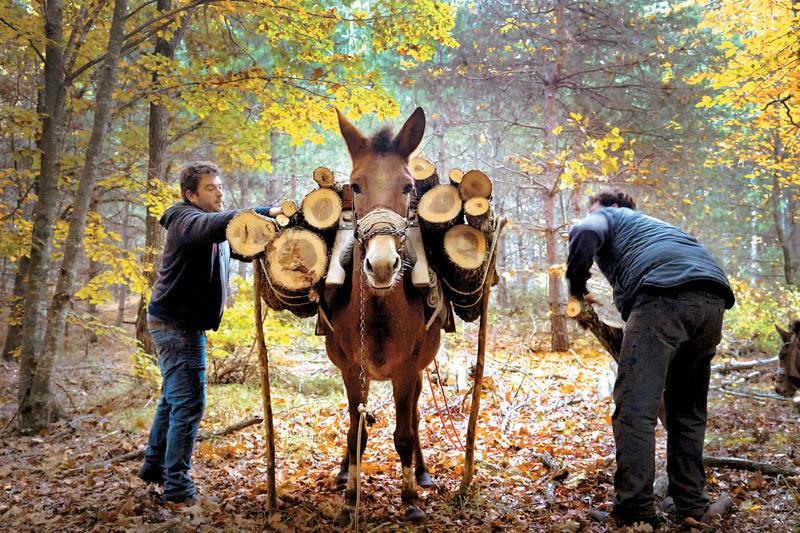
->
[[566, 214, 608, 298], [178, 206, 275, 247]]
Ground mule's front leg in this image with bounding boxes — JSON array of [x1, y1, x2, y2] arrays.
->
[[334, 367, 369, 528], [412, 372, 434, 488], [393, 372, 425, 523]]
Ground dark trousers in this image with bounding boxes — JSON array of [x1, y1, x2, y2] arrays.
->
[[612, 290, 725, 520], [141, 322, 207, 501]]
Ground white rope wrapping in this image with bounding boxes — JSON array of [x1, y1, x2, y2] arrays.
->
[[356, 208, 408, 243]]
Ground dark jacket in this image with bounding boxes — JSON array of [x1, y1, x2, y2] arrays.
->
[[566, 207, 735, 320], [147, 202, 244, 331]]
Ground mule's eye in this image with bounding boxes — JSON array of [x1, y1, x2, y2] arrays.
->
[[402, 183, 414, 195], [351, 183, 361, 194]]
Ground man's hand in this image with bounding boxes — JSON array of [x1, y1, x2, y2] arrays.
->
[[582, 292, 601, 305]]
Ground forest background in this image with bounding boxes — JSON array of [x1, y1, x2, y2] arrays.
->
[[0, 0, 799, 531]]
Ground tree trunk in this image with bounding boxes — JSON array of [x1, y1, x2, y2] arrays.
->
[[771, 128, 800, 285], [86, 254, 100, 343], [290, 143, 298, 200], [136, 0, 176, 355], [20, 0, 127, 431], [115, 201, 131, 327], [2, 256, 29, 361], [542, 0, 569, 351], [18, 0, 68, 429]]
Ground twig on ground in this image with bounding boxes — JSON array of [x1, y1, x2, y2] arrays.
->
[[711, 385, 794, 402], [711, 356, 778, 374], [704, 456, 799, 477], [67, 415, 265, 473]]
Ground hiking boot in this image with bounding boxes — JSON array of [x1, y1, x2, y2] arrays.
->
[[590, 508, 663, 530], [611, 510, 664, 530], [662, 493, 733, 525], [137, 464, 163, 486]]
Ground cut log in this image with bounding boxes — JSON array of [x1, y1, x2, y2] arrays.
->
[[409, 157, 439, 197], [442, 225, 488, 322], [261, 228, 327, 318], [418, 184, 463, 234], [444, 225, 487, 272], [313, 166, 335, 188], [567, 297, 668, 428], [459, 169, 492, 200], [566, 298, 623, 360], [275, 213, 291, 228], [464, 197, 494, 233], [301, 187, 342, 234], [449, 168, 464, 187], [226, 210, 277, 258], [266, 228, 328, 292], [280, 199, 298, 218]]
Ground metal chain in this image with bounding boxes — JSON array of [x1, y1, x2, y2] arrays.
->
[[358, 256, 367, 399], [355, 243, 368, 532]]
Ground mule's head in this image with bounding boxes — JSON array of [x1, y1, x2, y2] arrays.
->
[[336, 107, 425, 293], [775, 321, 800, 397]]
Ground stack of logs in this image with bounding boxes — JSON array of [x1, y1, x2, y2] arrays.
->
[[226, 167, 345, 318], [226, 158, 498, 323], [411, 157, 497, 322]]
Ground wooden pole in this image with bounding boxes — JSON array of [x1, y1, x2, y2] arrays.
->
[[459, 218, 507, 497], [254, 260, 277, 511]]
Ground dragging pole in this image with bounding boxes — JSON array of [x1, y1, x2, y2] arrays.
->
[[459, 218, 507, 497], [254, 259, 277, 511]]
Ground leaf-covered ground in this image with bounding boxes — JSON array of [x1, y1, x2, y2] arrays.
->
[[0, 319, 798, 532]]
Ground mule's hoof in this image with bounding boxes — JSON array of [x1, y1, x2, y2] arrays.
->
[[334, 507, 353, 528], [335, 471, 348, 487], [403, 505, 425, 523], [417, 471, 434, 488]]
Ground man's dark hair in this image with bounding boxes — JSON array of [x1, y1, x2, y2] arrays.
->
[[179, 162, 220, 202], [588, 188, 637, 210]]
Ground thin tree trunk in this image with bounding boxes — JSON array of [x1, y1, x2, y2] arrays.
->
[[18, 0, 68, 429], [86, 256, 100, 344], [543, 0, 569, 351], [20, 0, 127, 431], [135, 0, 175, 355], [289, 143, 297, 200], [115, 201, 131, 327], [2, 256, 29, 361]]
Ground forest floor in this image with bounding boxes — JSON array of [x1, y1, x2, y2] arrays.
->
[[0, 309, 798, 532]]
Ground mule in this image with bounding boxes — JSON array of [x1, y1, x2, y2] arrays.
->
[[325, 107, 441, 525], [775, 321, 800, 397]]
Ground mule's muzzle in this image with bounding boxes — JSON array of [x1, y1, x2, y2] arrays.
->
[[363, 234, 402, 290]]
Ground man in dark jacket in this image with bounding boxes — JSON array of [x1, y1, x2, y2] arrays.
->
[[566, 188, 735, 528], [138, 162, 275, 505]]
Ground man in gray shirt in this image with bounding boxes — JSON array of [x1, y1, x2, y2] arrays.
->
[[567, 188, 734, 528]]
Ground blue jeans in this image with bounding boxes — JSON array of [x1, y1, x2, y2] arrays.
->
[[141, 325, 207, 501]]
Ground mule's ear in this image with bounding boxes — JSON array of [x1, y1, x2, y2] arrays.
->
[[336, 108, 367, 160], [394, 107, 425, 159], [776, 323, 791, 342]]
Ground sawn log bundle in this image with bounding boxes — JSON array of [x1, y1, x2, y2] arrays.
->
[[227, 158, 500, 323]]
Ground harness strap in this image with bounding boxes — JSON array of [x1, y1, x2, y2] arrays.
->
[[356, 207, 408, 245]]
